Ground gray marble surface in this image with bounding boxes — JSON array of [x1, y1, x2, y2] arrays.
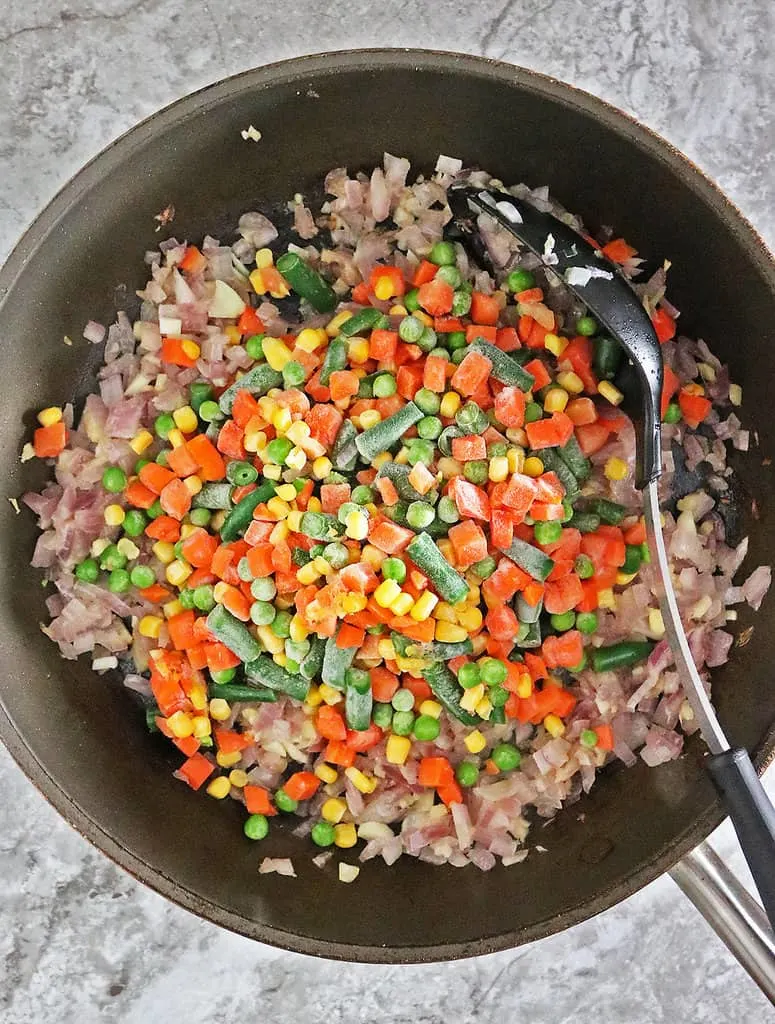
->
[[1, 2, 774, 1021]]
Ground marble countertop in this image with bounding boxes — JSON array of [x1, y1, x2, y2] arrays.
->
[[1, 2, 774, 1021]]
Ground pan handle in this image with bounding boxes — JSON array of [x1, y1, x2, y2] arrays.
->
[[670, 841, 775, 1002]]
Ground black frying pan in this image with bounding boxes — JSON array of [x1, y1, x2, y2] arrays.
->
[[1, 50, 773, 963]]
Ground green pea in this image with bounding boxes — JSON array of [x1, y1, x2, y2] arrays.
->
[[189, 381, 213, 413], [487, 442, 508, 458], [437, 495, 460, 524], [576, 315, 598, 337], [414, 388, 441, 415], [417, 327, 438, 353], [491, 742, 521, 772], [398, 315, 425, 344], [210, 668, 236, 684], [134, 458, 151, 474], [189, 507, 212, 527], [623, 544, 643, 574], [407, 501, 435, 530], [178, 588, 196, 610], [245, 334, 265, 360], [580, 729, 599, 748], [574, 553, 595, 579], [244, 813, 269, 840], [458, 662, 481, 689], [391, 710, 415, 735], [391, 688, 415, 712], [198, 400, 223, 423], [75, 558, 100, 584], [455, 760, 480, 787], [413, 714, 441, 742], [451, 290, 472, 317], [155, 450, 169, 467], [561, 500, 574, 524], [248, 600, 274, 626], [323, 542, 349, 569], [337, 501, 361, 525], [451, 347, 466, 365], [382, 557, 406, 583], [108, 568, 131, 593], [550, 611, 576, 631], [193, 585, 216, 612], [446, 330, 467, 351], [524, 402, 543, 423], [373, 373, 397, 398], [406, 439, 434, 466], [472, 555, 497, 579], [575, 611, 599, 635], [265, 437, 293, 465], [250, 577, 277, 601], [154, 413, 175, 439], [122, 509, 147, 537], [173, 541, 185, 561], [274, 789, 298, 813], [102, 466, 127, 493], [664, 402, 682, 424], [146, 498, 163, 520], [436, 265, 461, 288], [480, 659, 507, 686], [429, 240, 457, 266], [455, 402, 488, 434], [311, 821, 336, 847], [129, 565, 156, 589], [404, 287, 421, 313], [100, 545, 127, 571], [282, 361, 306, 388], [507, 269, 536, 293], [489, 684, 510, 708], [534, 521, 563, 545], [416, 415, 442, 440], [351, 485, 374, 505], [309, 544, 326, 559], [271, 609, 292, 638], [463, 460, 488, 485], [372, 702, 394, 729]]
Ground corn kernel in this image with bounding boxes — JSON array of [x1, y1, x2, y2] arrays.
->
[[347, 336, 370, 364], [460, 683, 485, 713], [516, 674, 533, 698], [166, 560, 193, 587], [181, 475, 202, 496], [268, 520, 289, 546], [209, 698, 231, 721], [375, 579, 402, 608], [319, 683, 343, 706], [172, 405, 198, 434], [371, 452, 392, 470], [180, 339, 200, 361], [543, 333, 568, 357], [437, 538, 455, 565], [435, 621, 468, 643], [210, 510, 226, 532], [257, 624, 285, 654], [166, 711, 193, 738], [377, 638, 397, 661], [506, 447, 525, 474], [598, 380, 624, 406], [466, 584, 480, 604], [37, 406, 63, 427], [385, 734, 412, 765], [544, 387, 569, 413], [597, 588, 616, 610], [262, 337, 293, 371], [104, 504, 125, 527], [192, 715, 212, 738], [389, 304, 408, 316], [457, 605, 483, 631], [285, 446, 307, 472], [163, 599, 183, 619], [433, 601, 457, 623], [604, 456, 629, 481], [152, 540, 175, 564], [138, 615, 163, 638], [304, 684, 323, 709], [410, 590, 439, 622], [373, 276, 396, 301], [167, 428, 185, 449], [284, 423, 310, 451], [322, 797, 347, 823], [729, 383, 742, 407], [116, 538, 140, 563], [296, 562, 321, 585], [129, 429, 154, 454], [440, 391, 462, 418], [523, 456, 544, 477], [345, 766, 377, 794], [286, 509, 303, 533], [390, 592, 414, 616], [255, 247, 274, 269], [262, 463, 282, 481], [312, 556, 332, 576], [325, 311, 353, 338], [243, 430, 266, 454], [683, 382, 705, 396], [419, 700, 442, 719], [213, 581, 231, 603], [216, 750, 242, 768], [505, 427, 528, 446], [267, 496, 290, 520], [557, 370, 584, 394], [229, 769, 249, 788], [179, 523, 199, 540], [289, 614, 310, 643], [273, 652, 288, 668], [475, 697, 493, 720], [464, 729, 487, 754], [487, 456, 509, 482], [224, 325, 241, 346], [543, 713, 566, 738], [344, 509, 369, 541], [341, 592, 368, 615], [359, 409, 382, 429], [616, 570, 638, 586], [648, 608, 666, 637], [311, 455, 333, 480], [414, 310, 433, 328], [270, 407, 292, 436]]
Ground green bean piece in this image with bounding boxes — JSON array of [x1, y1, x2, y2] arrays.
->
[[275, 252, 337, 312]]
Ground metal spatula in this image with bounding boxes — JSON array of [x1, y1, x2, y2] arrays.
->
[[449, 183, 775, 931]]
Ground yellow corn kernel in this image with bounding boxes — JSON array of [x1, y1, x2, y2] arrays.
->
[[433, 601, 457, 623], [543, 713, 566, 737], [377, 638, 397, 661], [229, 769, 249, 788], [216, 750, 242, 768], [311, 557, 331, 576], [286, 509, 303, 533], [177, 341, 199, 363], [437, 538, 455, 565], [284, 422, 310, 449], [597, 588, 616, 610], [475, 696, 493, 720], [466, 584, 480, 604], [167, 428, 185, 449], [616, 571, 638, 586], [347, 336, 370, 365], [255, 247, 274, 269], [543, 333, 568, 358], [505, 426, 528, 447], [410, 590, 439, 622], [460, 683, 485, 714], [249, 268, 266, 293], [296, 562, 321, 585], [129, 429, 153, 454], [243, 430, 266, 454], [269, 520, 289, 546], [604, 456, 629, 481], [257, 625, 285, 654], [414, 310, 433, 328], [344, 509, 369, 541], [183, 474, 202, 496], [262, 463, 282, 481], [516, 674, 533, 698], [487, 456, 509, 483], [322, 797, 347, 823], [345, 766, 377, 794], [319, 683, 344, 706], [166, 560, 193, 587], [439, 391, 462, 418], [371, 452, 392, 472], [311, 456, 333, 480], [683, 382, 705, 396], [262, 337, 293, 371], [304, 684, 323, 708], [311, 765, 337, 788], [457, 605, 483, 632], [273, 652, 288, 668], [341, 592, 368, 615], [209, 698, 231, 721], [289, 614, 310, 643], [267, 496, 290, 520], [389, 304, 408, 316], [598, 380, 624, 406], [285, 447, 307, 472], [374, 579, 402, 608], [464, 729, 487, 754], [523, 456, 544, 477], [192, 715, 212, 738], [419, 700, 442, 719], [361, 544, 384, 569], [166, 711, 193, 738], [172, 405, 197, 434], [544, 387, 569, 413], [372, 276, 395, 301], [104, 504, 125, 527], [257, 396, 277, 419], [37, 406, 63, 427], [385, 734, 412, 765], [390, 592, 415, 617], [179, 523, 199, 540], [435, 621, 468, 643], [138, 615, 163, 639], [729, 383, 742, 407], [271, 406, 293, 435], [506, 447, 525, 474], [210, 510, 226, 532], [359, 409, 382, 429], [557, 370, 584, 395], [213, 581, 231, 603], [325, 311, 353, 338], [163, 599, 183, 619], [189, 684, 208, 713], [223, 325, 241, 346], [648, 608, 666, 637], [152, 540, 175, 564], [115, 540, 140, 564], [334, 822, 359, 849]]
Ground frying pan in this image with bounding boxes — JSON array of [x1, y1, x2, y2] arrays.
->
[[1, 49, 774, 967]]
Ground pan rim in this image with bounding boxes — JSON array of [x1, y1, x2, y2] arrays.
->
[[1, 47, 774, 964]]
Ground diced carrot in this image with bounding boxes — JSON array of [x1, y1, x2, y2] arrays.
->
[[160, 477, 192, 520], [186, 645, 209, 671], [470, 291, 500, 325], [237, 306, 264, 336], [449, 477, 490, 521], [244, 520, 274, 546], [434, 316, 465, 333], [367, 518, 414, 554], [320, 483, 352, 514], [423, 354, 448, 392], [340, 562, 379, 594], [33, 422, 67, 458], [525, 319, 548, 349], [345, 722, 384, 750], [271, 542, 292, 574], [232, 484, 256, 506], [179, 245, 208, 274], [369, 265, 405, 298], [221, 585, 251, 622], [205, 642, 241, 672], [494, 386, 527, 428], [500, 473, 538, 519], [575, 422, 612, 456], [351, 282, 371, 305], [624, 520, 647, 546], [317, 705, 347, 741], [560, 337, 598, 393], [482, 559, 531, 602], [451, 434, 487, 461], [542, 630, 584, 669], [211, 544, 236, 580], [544, 574, 584, 614], [396, 363, 424, 400], [392, 618, 435, 644], [407, 462, 435, 495], [124, 480, 157, 509], [216, 420, 246, 460], [465, 323, 497, 343], [139, 462, 175, 495], [438, 781, 463, 806], [284, 771, 321, 801], [515, 287, 544, 304], [601, 238, 637, 263], [167, 610, 197, 651], [375, 393, 405, 418], [370, 667, 399, 703], [138, 583, 170, 603], [306, 368, 330, 403], [412, 259, 438, 287], [525, 412, 575, 450], [652, 308, 676, 343], [523, 358, 551, 391], [485, 604, 519, 641], [166, 444, 200, 478], [246, 542, 274, 578], [396, 341, 422, 365], [522, 580, 545, 607], [595, 724, 615, 751], [566, 397, 598, 426], [324, 740, 356, 767], [531, 502, 566, 522], [177, 753, 214, 790], [448, 520, 488, 568], [495, 326, 520, 352], [524, 652, 548, 682], [374, 474, 399, 506], [418, 756, 454, 788], [678, 390, 712, 429], [417, 279, 454, 316], [173, 735, 200, 757], [489, 509, 514, 550], [232, 390, 261, 428], [337, 622, 365, 649], [368, 329, 399, 362], [179, 528, 217, 569], [161, 337, 197, 368], [306, 403, 344, 447], [243, 784, 277, 816], [329, 370, 360, 402], [145, 515, 181, 542], [187, 434, 226, 482]]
